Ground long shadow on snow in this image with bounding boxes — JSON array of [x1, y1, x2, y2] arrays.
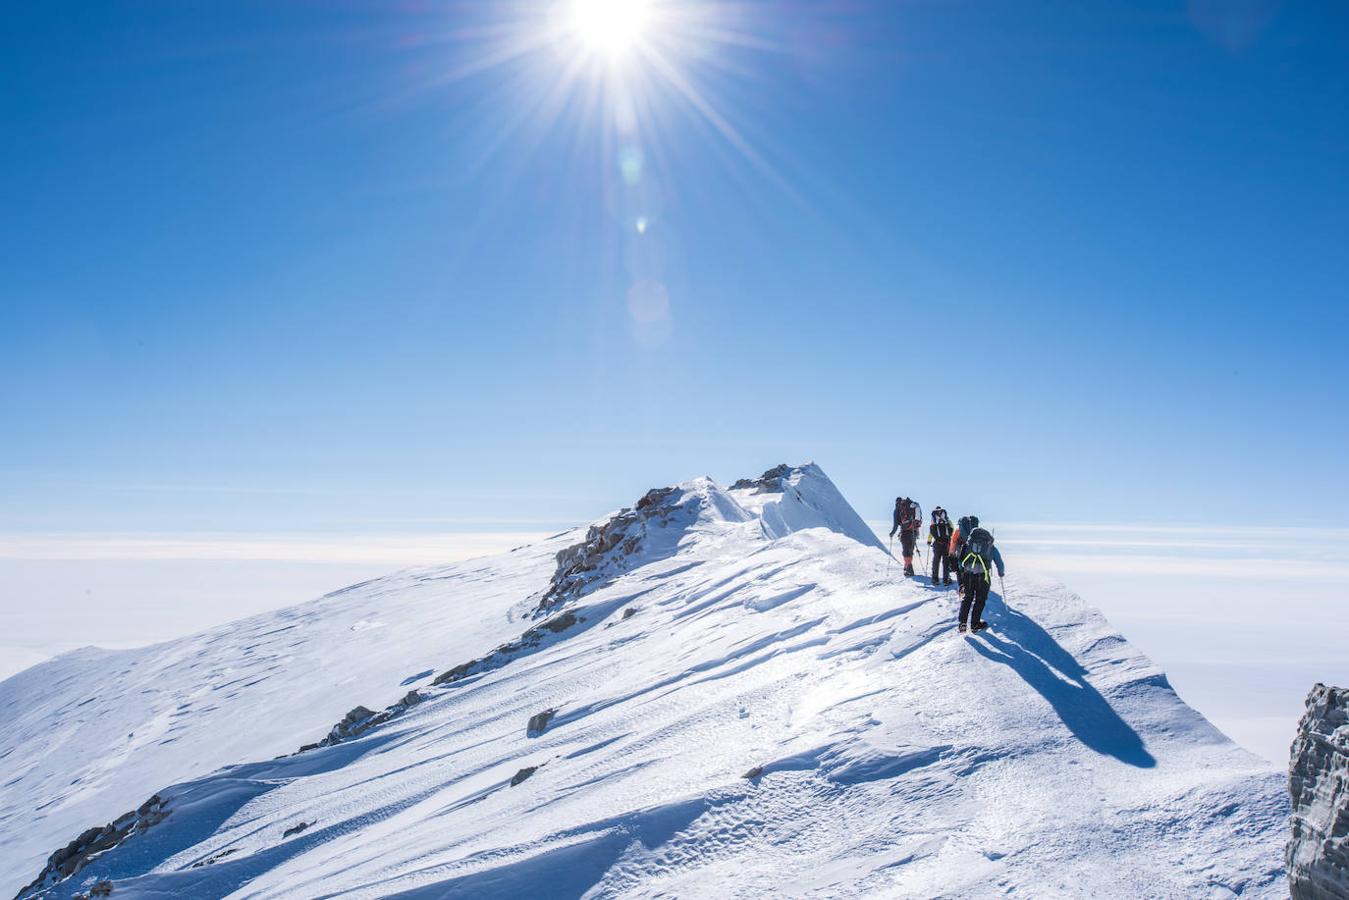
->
[[966, 594, 1156, 769]]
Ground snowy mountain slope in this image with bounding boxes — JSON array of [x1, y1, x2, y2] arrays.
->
[[3, 465, 1287, 898], [0, 535, 572, 895]]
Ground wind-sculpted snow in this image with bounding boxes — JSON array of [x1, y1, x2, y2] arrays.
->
[[0, 538, 571, 896], [729, 462, 886, 552], [2, 464, 1288, 898]]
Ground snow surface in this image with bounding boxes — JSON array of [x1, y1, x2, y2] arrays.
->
[[0, 464, 1287, 898]]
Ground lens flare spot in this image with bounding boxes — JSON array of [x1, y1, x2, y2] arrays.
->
[[627, 280, 669, 324], [619, 145, 644, 185]]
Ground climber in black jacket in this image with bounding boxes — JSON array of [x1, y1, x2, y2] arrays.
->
[[927, 506, 954, 586]]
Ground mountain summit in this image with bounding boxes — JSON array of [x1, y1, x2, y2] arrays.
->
[[2, 464, 1286, 897]]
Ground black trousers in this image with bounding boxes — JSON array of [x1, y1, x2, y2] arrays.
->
[[931, 546, 950, 582], [899, 530, 917, 558], [959, 573, 990, 626]]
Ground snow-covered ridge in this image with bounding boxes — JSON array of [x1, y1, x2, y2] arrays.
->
[[1, 463, 1288, 898], [2, 462, 870, 895], [538, 463, 880, 613]]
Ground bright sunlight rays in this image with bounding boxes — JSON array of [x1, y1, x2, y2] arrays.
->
[[567, 0, 652, 61], [431, 0, 778, 160], [398, 0, 804, 345]]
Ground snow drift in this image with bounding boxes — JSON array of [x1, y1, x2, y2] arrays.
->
[[0, 463, 1288, 898]]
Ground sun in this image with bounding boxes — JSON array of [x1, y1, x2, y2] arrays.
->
[[567, 0, 652, 61]]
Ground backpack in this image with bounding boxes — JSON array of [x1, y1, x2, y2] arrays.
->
[[962, 527, 994, 576], [931, 508, 952, 540], [902, 499, 922, 530]]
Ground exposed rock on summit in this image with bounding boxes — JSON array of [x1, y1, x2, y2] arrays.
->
[[729, 463, 793, 493], [538, 486, 688, 612]]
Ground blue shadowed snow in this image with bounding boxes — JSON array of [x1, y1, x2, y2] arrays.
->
[[967, 593, 1157, 768]]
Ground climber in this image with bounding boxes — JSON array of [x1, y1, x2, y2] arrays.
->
[[927, 506, 954, 586], [957, 524, 1005, 634], [889, 496, 923, 577], [949, 515, 978, 597]]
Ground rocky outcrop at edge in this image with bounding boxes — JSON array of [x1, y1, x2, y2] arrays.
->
[[1288, 683, 1349, 900], [17, 795, 168, 898]]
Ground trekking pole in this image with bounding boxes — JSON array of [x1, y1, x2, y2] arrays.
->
[[999, 574, 1008, 606], [887, 535, 894, 575]]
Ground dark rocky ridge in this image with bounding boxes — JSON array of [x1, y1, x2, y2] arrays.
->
[[1288, 683, 1349, 899], [18, 795, 167, 898]]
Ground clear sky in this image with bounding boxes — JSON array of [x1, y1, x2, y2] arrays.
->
[[3, 0, 1347, 536]]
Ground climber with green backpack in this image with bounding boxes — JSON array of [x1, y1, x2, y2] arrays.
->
[[956, 523, 1005, 634]]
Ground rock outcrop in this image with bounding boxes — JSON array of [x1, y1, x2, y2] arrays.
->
[[18, 795, 167, 898], [1288, 683, 1349, 899], [282, 821, 312, 839], [729, 463, 792, 493], [526, 709, 554, 737], [431, 611, 579, 688], [296, 690, 423, 754], [538, 486, 684, 612]]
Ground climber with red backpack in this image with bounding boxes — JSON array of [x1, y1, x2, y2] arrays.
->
[[889, 496, 923, 577], [955, 522, 1005, 634]]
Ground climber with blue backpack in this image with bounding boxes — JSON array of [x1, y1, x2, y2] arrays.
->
[[954, 522, 1005, 634]]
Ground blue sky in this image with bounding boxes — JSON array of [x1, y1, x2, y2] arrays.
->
[[3, 0, 1347, 535]]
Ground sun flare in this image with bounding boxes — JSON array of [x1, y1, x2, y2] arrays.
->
[[567, 0, 652, 60]]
